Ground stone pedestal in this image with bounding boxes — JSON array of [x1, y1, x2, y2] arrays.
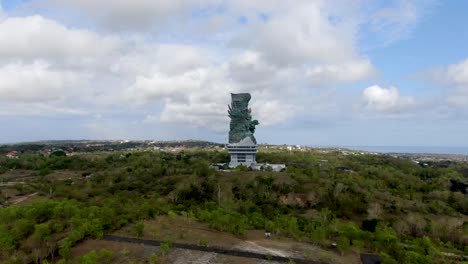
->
[[228, 136, 257, 168]]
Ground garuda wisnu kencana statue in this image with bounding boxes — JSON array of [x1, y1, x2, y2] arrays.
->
[[228, 93, 259, 144]]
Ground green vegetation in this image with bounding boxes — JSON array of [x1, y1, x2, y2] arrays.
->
[[0, 148, 467, 263], [158, 239, 172, 256], [76, 249, 113, 264]]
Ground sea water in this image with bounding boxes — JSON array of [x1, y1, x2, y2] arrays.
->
[[344, 146, 468, 155]]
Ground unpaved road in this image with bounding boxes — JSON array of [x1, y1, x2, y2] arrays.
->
[[10, 192, 38, 205], [103, 235, 321, 264]]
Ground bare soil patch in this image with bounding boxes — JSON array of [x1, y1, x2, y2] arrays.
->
[[111, 215, 360, 264]]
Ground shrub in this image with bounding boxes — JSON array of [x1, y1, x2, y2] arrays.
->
[[337, 236, 350, 255], [159, 239, 172, 256], [133, 221, 145, 237], [98, 248, 113, 264], [149, 253, 159, 264], [78, 250, 98, 264], [198, 239, 209, 247]]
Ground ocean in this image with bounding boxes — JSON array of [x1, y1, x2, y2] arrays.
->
[[343, 146, 468, 155]]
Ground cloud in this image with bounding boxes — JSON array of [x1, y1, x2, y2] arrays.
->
[[124, 70, 208, 105], [123, 48, 301, 130], [362, 85, 416, 112], [364, 0, 436, 45], [423, 58, 468, 87], [252, 99, 301, 126], [0, 13, 121, 117], [369, 1, 417, 38], [124, 64, 233, 131], [0, 0, 431, 139], [159, 100, 228, 132], [223, 51, 299, 91], [445, 58, 468, 86], [111, 44, 212, 76], [0, 103, 88, 116], [42, 0, 211, 32], [231, 2, 358, 66], [0, 61, 86, 103], [0, 15, 118, 67], [420, 58, 468, 107], [0, 3, 4, 20], [306, 59, 376, 85]]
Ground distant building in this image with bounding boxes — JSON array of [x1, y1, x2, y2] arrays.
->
[[250, 163, 286, 172], [6, 151, 18, 159], [41, 147, 52, 156]]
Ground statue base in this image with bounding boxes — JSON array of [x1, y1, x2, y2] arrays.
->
[[228, 137, 257, 168]]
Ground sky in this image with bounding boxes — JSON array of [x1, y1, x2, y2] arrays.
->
[[0, 0, 467, 147]]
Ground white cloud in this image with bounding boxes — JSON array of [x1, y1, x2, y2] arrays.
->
[[125, 64, 234, 131], [363, 85, 415, 112], [0, 61, 86, 103], [222, 51, 299, 91], [0, 0, 431, 138], [0, 15, 118, 67], [422, 58, 468, 107], [159, 100, 228, 132], [124, 70, 207, 105], [252, 99, 301, 126], [0, 14, 121, 116], [111, 44, 212, 76], [306, 59, 376, 85], [446, 58, 468, 86], [231, 2, 357, 66], [123, 48, 301, 130]]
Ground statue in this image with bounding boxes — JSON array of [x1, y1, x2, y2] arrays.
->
[[228, 93, 259, 144]]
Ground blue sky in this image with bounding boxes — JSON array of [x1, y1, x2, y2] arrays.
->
[[0, 0, 467, 147]]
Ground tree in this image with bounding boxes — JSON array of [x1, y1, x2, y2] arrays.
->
[[33, 224, 51, 241], [0, 225, 16, 256], [12, 219, 35, 241]]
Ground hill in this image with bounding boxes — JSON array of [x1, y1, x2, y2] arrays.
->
[[0, 147, 467, 263]]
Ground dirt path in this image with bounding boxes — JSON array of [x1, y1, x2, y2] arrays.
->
[[11, 192, 38, 205], [103, 235, 321, 264], [0, 182, 26, 186], [241, 241, 289, 257]]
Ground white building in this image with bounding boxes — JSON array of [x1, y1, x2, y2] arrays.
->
[[228, 137, 257, 167]]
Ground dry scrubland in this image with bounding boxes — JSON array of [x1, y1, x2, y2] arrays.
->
[[0, 148, 467, 263]]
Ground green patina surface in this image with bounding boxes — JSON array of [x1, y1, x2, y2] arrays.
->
[[228, 93, 259, 144]]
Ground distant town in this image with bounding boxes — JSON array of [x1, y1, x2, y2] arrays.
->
[[2, 140, 467, 164]]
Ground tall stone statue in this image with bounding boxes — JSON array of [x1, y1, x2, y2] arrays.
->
[[227, 93, 259, 167], [228, 93, 259, 144]]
